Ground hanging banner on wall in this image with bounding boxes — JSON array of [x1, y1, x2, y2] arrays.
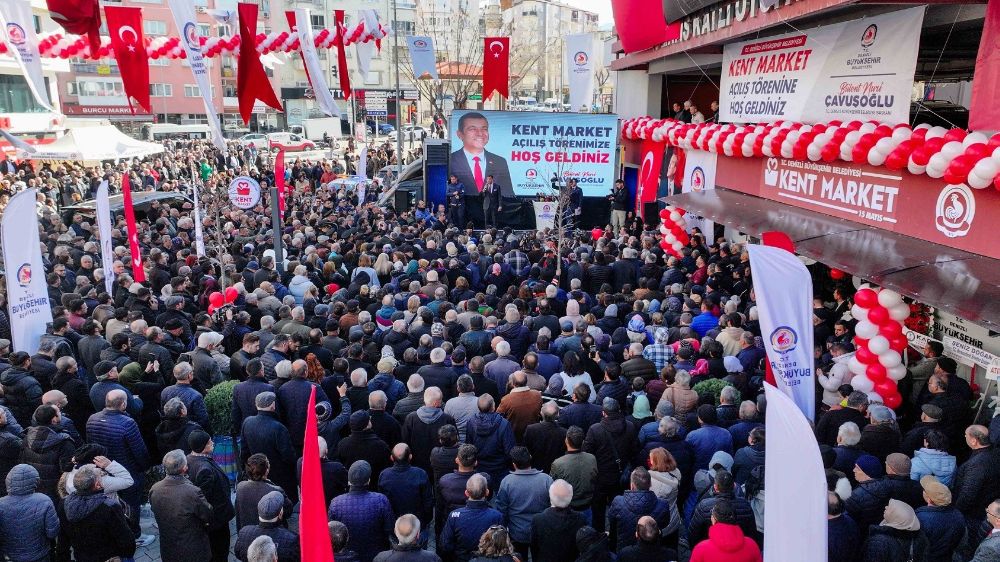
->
[[167, 0, 227, 151], [3, 189, 53, 354], [0, 0, 54, 111], [406, 36, 439, 80], [565, 34, 594, 113], [719, 6, 924, 124]]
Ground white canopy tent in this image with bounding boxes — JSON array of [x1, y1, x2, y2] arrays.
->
[[14, 125, 164, 163]]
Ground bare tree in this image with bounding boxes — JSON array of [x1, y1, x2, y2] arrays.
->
[[593, 68, 611, 112]]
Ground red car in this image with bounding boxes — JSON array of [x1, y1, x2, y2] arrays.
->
[[267, 132, 315, 151]]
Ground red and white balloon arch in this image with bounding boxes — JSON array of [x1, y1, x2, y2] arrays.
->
[[621, 117, 1000, 191]]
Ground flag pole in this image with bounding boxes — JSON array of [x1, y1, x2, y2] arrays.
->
[[392, 0, 403, 181], [270, 186, 284, 266]]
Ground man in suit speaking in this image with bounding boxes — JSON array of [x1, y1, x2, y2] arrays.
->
[[449, 112, 514, 202]]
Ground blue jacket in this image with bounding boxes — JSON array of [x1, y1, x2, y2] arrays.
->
[[534, 350, 561, 381], [0, 465, 59, 562], [440, 499, 504, 562], [495, 468, 553, 543], [377, 463, 434, 524], [260, 348, 290, 381], [231, 376, 274, 435], [828, 513, 861, 562], [328, 489, 395, 562], [597, 377, 629, 411], [88, 381, 142, 420], [465, 412, 515, 483], [160, 383, 210, 431], [85, 408, 150, 476], [915, 505, 966, 562], [685, 424, 734, 470], [910, 448, 957, 487], [607, 490, 671, 552], [690, 312, 720, 338], [277, 378, 329, 447], [559, 402, 602, 431], [368, 374, 406, 412]]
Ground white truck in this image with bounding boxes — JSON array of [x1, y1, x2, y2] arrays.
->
[[290, 117, 344, 142]]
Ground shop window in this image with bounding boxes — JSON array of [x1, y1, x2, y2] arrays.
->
[[0, 75, 51, 113]]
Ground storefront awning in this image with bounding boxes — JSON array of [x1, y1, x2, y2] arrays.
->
[[663, 188, 1000, 332]]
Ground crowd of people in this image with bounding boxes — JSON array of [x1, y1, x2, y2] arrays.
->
[[0, 137, 995, 562]]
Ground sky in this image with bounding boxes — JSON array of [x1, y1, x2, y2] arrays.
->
[[565, 0, 614, 26]]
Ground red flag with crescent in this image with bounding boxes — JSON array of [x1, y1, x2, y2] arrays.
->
[[237, 2, 283, 126], [121, 172, 145, 283], [636, 139, 664, 219], [483, 37, 510, 100], [334, 10, 353, 100], [104, 6, 150, 113], [48, 0, 102, 55]]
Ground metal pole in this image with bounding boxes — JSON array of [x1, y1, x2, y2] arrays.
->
[[270, 186, 284, 264], [392, 0, 403, 181]]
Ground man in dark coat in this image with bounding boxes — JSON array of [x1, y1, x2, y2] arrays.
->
[[465, 395, 516, 487], [952, 424, 1000, 544], [687, 469, 758, 547], [277, 359, 329, 450], [530, 479, 586, 562], [374, 514, 441, 562], [617, 516, 677, 562], [583, 398, 638, 533], [231, 359, 273, 436], [378, 444, 434, 532], [240, 392, 298, 504], [338, 411, 392, 477], [827, 492, 861, 562], [914, 475, 965, 562], [559, 384, 602, 432], [1, 352, 42, 426], [234, 491, 300, 562], [523, 402, 567, 473], [187, 430, 236, 562], [328, 461, 395, 562], [150, 450, 213, 562], [402, 387, 456, 473], [815, 391, 868, 447], [60, 465, 137, 562], [845, 453, 924, 538], [417, 349, 459, 401], [439, 474, 503, 562], [393, 374, 427, 423]]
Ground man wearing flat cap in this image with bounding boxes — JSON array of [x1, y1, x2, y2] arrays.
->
[[187, 429, 236, 562], [235, 491, 300, 562]]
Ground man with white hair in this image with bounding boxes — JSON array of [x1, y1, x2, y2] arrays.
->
[[150, 450, 213, 561], [417, 348, 459, 402], [402, 387, 456, 473], [530, 479, 586, 562], [374, 514, 440, 562], [484, 340, 519, 393], [280, 306, 311, 339], [161, 362, 210, 430], [192, 332, 224, 391], [393, 374, 426, 423]]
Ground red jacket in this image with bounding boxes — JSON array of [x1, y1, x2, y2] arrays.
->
[[690, 523, 762, 562]]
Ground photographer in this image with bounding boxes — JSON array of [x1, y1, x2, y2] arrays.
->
[[609, 179, 628, 233]]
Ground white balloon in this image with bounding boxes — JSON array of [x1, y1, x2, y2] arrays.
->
[[807, 145, 822, 161], [968, 170, 993, 190], [887, 364, 907, 381], [859, 123, 877, 134], [874, 137, 896, 153], [891, 127, 912, 141], [742, 145, 754, 157], [914, 123, 931, 130], [669, 211, 681, 222], [868, 335, 890, 355], [964, 131, 989, 146], [851, 304, 869, 322], [868, 150, 887, 167], [928, 126, 948, 139], [876, 289, 903, 308], [672, 241, 683, 252], [973, 157, 1000, 180], [941, 141, 965, 157], [855, 320, 879, 339], [925, 158, 946, 179], [888, 303, 910, 322], [781, 142, 794, 159], [852, 374, 875, 393], [848, 356, 867, 376], [908, 161, 927, 175], [840, 144, 854, 161], [845, 131, 863, 145], [993, 146, 1000, 159], [664, 233, 676, 243], [878, 350, 902, 368]]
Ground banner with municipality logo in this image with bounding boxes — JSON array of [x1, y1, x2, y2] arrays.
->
[[681, 149, 718, 234], [406, 36, 439, 80], [167, 0, 227, 151], [748, 244, 815, 420], [720, 7, 924, 124], [3, 189, 53, 354], [228, 176, 262, 209], [565, 34, 594, 113], [0, 0, 53, 111], [449, 110, 618, 198]]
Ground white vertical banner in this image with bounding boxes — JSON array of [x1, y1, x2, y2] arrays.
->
[[167, 0, 227, 152], [2, 189, 53, 354], [95, 181, 116, 295], [406, 36, 439, 80], [565, 33, 594, 113], [763, 382, 828, 562], [0, 0, 53, 111], [192, 183, 206, 257], [747, 243, 816, 420], [682, 149, 717, 234], [356, 38, 375, 81], [357, 143, 368, 180], [295, 8, 341, 118]]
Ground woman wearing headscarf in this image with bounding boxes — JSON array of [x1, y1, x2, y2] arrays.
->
[[861, 499, 928, 562], [574, 526, 613, 562]]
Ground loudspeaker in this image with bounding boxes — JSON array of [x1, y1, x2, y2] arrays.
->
[[394, 189, 412, 212], [424, 140, 450, 165]]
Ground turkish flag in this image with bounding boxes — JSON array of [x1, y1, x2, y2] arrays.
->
[[104, 6, 150, 113], [121, 172, 145, 283], [483, 37, 509, 100], [275, 149, 286, 213], [48, 0, 102, 55], [237, 2, 283, 126], [636, 139, 664, 219], [969, 0, 1000, 130], [334, 10, 353, 100], [611, 0, 680, 54], [299, 387, 334, 562]]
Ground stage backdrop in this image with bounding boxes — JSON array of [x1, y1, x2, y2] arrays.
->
[[449, 110, 619, 198]]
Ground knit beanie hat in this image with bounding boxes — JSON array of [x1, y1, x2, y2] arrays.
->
[[854, 454, 884, 479]]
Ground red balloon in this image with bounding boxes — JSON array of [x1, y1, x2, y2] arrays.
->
[[880, 321, 903, 338], [989, 134, 1000, 150], [208, 292, 224, 308], [889, 334, 909, 353], [944, 155, 977, 185], [856, 346, 878, 365], [224, 287, 239, 304], [874, 378, 896, 396], [883, 391, 903, 409], [867, 306, 890, 326], [208, 305, 216, 315], [829, 268, 846, 280], [964, 143, 991, 160], [854, 288, 879, 308], [925, 137, 947, 153], [659, 209, 671, 220], [851, 144, 870, 164], [885, 152, 907, 171], [659, 240, 671, 250], [854, 337, 869, 352], [943, 128, 967, 143], [866, 363, 888, 382], [591, 227, 604, 240]]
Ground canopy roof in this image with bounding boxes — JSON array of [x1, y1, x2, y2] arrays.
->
[[23, 125, 163, 162]]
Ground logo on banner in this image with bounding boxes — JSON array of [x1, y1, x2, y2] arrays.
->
[[525, 168, 538, 179], [934, 184, 975, 238], [228, 176, 262, 209], [861, 24, 877, 48], [764, 158, 779, 186], [6, 23, 25, 45], [770, 326, 798, 353], [574, 51, 588, 66], [690, 166, 706, 192], [16, 264, 31, 287], [413, 39, 427, 48], [182, 22, 199, 50]]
